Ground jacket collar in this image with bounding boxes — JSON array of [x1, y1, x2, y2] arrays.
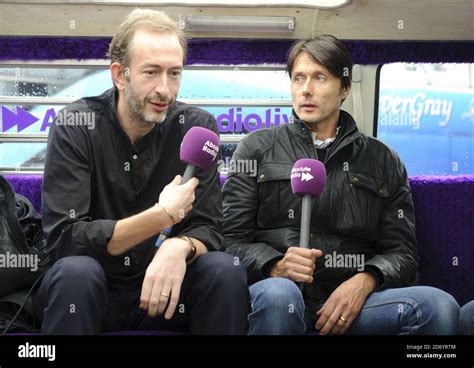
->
[[290, 109, 361, 146]]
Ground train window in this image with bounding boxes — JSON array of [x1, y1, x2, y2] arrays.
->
[[376, 63, 473, 176], [0, 64, 110, 171], [0, 66, 110, 98], [181, 68, 291, 169], [0, 64, 291, 171], [1, 142, 47, 171]]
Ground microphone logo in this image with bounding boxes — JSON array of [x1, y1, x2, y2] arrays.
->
[[290, 159, 326, 198], [202, 140, 219, 161], [301, 172, 314, 182], [290, 166, 314, 181]]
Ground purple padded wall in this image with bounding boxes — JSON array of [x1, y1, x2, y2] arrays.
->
[[4, 173, 474, 305], [410, 175, 474, 306], [0, 37, 473, 64], [5, 174, 43, 214]]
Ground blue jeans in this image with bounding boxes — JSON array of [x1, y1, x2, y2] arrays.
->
[[460, 300, 474, 335], [249, 278, 459, 335]]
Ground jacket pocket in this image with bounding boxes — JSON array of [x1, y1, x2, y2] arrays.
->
[[256, 162, 296, 228], [339, 171, 389, 240]]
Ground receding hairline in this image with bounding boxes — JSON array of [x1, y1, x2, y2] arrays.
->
[[108, 8, 187, 67], [125, 29, 184, 66]]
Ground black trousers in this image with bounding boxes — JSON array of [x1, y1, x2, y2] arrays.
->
[[34, 252, 249, 335]]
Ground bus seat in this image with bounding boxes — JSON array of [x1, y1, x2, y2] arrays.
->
[[5, 174, 43, 214], [4, 173, 474, 311], [409, 175, 473, 307]]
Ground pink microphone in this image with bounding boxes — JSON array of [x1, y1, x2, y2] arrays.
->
[[180, 126, 220, 183], [156, 126, 220, 248], [291, 159, 326, 249]]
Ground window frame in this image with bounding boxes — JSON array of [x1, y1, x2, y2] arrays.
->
[[0, 61, 290, 172]]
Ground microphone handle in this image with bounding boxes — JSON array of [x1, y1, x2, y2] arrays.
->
[[181, 164, 196, 184], [155, 164, 196, 248], [299, 194, 313, 292], [300, 195, 313, 248]]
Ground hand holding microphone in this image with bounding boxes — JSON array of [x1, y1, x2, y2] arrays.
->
[[155, 126, 220, 247], [290, 158, 326, 249], [269, 159, 326, 283], [157, 175, 199, 227], [271, 159, 326, 288]]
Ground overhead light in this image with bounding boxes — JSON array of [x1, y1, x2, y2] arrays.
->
[[182, 16, 296, 34], [173, 0, 350, 8], [51, 1, 351, 9]]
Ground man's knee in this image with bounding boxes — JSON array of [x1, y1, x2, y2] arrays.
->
[[406, 286, 460, 334], [417, 287, 459, 317], [35, 256, 107, 334], [250, 278, 304, 313], [47, 256, 106, 289], [460, 300, 474, 335], [248, 278, 305, 335], [193, 251, 247, 288]]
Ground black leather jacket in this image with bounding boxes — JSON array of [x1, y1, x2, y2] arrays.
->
[[223, 110, 418, 303]]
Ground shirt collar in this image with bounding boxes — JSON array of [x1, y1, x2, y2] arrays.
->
[[311, 126, 341, 149]]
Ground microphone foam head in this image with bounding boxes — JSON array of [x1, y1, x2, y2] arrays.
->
[[290, 159, 326, 197], [180, 126, 220, 169]]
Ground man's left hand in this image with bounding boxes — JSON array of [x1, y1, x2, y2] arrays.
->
[[139, 237, 190, 320], [315, 272, 377, 335]]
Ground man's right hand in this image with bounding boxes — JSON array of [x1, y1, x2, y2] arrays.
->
[[106, 175, 198, 256], [269, 247, 323, 283], [157, 175, 198, 225]]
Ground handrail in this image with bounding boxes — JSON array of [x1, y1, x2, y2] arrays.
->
[[0, 133, 245, 143], [0, 61, 285, 71], [0, 96, 292, 106], [0, 134, 47, 142]]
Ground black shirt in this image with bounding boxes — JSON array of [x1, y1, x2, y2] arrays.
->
[[42, 88, 223, 283]]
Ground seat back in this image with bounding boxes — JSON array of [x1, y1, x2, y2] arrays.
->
[[5, 173, 474, 305]]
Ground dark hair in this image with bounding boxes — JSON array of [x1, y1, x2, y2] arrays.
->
[[286, 35, 352, 90]]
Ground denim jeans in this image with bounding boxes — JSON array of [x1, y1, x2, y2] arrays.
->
[[249, 277, 459, 335], [460, 300, 474, 335]]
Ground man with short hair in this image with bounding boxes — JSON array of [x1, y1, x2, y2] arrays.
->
[[35, 9, 249, 335], [223, 35, 459, 335]]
